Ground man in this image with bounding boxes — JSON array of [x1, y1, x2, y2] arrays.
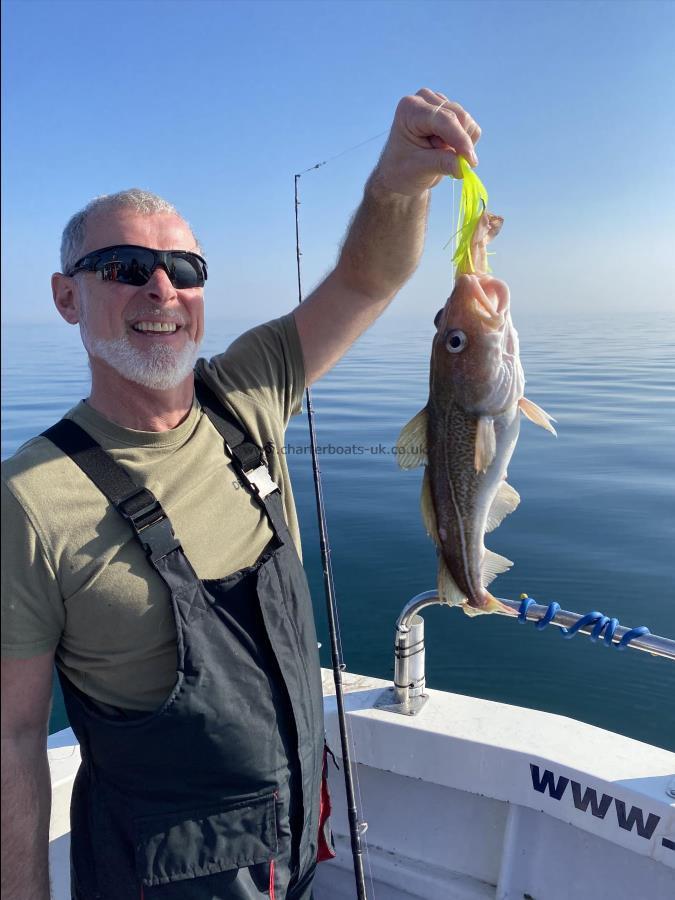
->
[[1, 89, 480, 900]]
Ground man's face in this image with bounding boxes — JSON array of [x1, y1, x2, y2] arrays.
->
[[69, 209, 205, 391]]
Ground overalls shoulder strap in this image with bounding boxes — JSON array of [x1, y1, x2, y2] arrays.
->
[[194, 375, 291, 542], [42, 419, 181, 564]]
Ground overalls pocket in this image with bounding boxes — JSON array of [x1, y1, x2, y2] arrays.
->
[[134, 793, 278, 891]]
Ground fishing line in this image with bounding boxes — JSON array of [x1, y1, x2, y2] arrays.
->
[[451, 176, 457, 277], [297, 129, 389, 176], [443, 175, 463, 264]]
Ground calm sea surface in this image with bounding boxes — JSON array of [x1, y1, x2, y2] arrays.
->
[[2, 313, 674, 751]]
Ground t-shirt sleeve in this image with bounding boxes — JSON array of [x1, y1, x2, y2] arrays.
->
[[195, 314, 306, 427], [1, 479, 65, 658]]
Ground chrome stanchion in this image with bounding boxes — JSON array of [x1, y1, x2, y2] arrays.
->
[[380, 591, 675, 717]]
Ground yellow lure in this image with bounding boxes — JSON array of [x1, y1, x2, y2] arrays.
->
[[451, 156, 489, 275]]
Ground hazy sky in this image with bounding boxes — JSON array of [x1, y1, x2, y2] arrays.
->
[[2, 0, 674, 327]]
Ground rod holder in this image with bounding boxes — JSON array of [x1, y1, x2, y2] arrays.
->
[[376, 591, 447, 715], [394, 613, 426, 708]]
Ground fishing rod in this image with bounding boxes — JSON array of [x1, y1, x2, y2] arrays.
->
[[294, 170, 369, 900]]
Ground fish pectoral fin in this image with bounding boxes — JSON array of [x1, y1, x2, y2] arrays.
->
[[474, 416, 496, 472], [486, 481, 521, 533], [396, 407, 428, 469], [420, 468, 439, 543], [438, 556, 466, 607], [519, 397, 557, 436], [462, 592, 511, 617], [481, 548, 513, 587]]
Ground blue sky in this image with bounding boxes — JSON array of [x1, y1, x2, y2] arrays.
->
[[2, 0, 674, 326]]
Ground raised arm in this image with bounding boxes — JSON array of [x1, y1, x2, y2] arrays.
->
[[1, 651, 56, 900], [294, 88, 481, 385]]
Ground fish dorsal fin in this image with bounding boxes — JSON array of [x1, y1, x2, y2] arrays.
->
[[486, 481, 521, 533], [474, 416, 496, 472], [396, 407, 428, 469], [481, 548, 513, 587], [438, 555, 466, 606], [420, 468, 439, 543], [519, 397, 557, 435]]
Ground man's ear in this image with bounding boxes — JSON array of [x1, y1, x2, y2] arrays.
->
[[52, 273, 81, 324]]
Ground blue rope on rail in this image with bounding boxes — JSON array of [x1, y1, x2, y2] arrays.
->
[[517, 596, 650, 650]]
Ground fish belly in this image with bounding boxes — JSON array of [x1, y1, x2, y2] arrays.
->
[[428, 403, 520, 607], [428, 403, 485, 604]]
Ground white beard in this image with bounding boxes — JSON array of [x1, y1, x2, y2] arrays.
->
[[79, 307, 199, 391]]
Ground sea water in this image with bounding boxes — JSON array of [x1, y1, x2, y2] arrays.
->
[[2, 313, 674, 751]]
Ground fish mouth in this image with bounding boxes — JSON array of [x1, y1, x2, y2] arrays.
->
[[473, 295, 504, 331], [469, 275, 509, 332]]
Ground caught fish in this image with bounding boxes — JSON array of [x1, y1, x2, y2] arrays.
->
[[396, 209, 555, 614]]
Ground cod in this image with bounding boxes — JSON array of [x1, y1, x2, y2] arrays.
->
[[397, 211, 555, 614]]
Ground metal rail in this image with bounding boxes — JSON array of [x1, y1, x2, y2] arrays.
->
[[390, 591, 675, 715]]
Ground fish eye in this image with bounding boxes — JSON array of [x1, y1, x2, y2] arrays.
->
[[433, 308, 444, 328], [445, 330, 468, 353]]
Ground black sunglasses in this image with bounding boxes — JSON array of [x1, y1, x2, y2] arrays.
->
[[66, 244, 208, 289]]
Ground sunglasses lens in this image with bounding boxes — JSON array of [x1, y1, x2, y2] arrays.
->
[[96, 249, 155, 286], [169, 255, 205, 288]]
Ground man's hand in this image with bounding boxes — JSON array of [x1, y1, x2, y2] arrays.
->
[[370, 87, 481, 197], [294, 88, 480, 384]]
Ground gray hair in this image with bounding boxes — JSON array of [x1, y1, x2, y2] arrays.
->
[[60, 188, 199, 273]]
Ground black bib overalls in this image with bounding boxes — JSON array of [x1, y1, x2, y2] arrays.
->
[[44, 381, 325, 899]]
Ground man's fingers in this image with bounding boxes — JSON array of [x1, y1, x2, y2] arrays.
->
[[409, 89, 480, 164], [428, 106, 478, 165], [416, 87, 455, 108], [429, 135, 452, 151], [431, 148, 462, 179], [416, 86, 448, 103], [459, 113, 481, 145], [379, 90, 481, 195], [428, 134, 462, 177], [415, 87, 479, 144]]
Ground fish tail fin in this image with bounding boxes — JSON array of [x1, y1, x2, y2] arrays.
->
[[461, 591, 511, 617]]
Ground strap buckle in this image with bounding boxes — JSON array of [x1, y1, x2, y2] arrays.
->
[[117, 488, 181, 562], [246, 464, 279, 499], [223, 440, 279, 500]]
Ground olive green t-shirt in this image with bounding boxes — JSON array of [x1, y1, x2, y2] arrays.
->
[[1, 315, 306, 710]]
